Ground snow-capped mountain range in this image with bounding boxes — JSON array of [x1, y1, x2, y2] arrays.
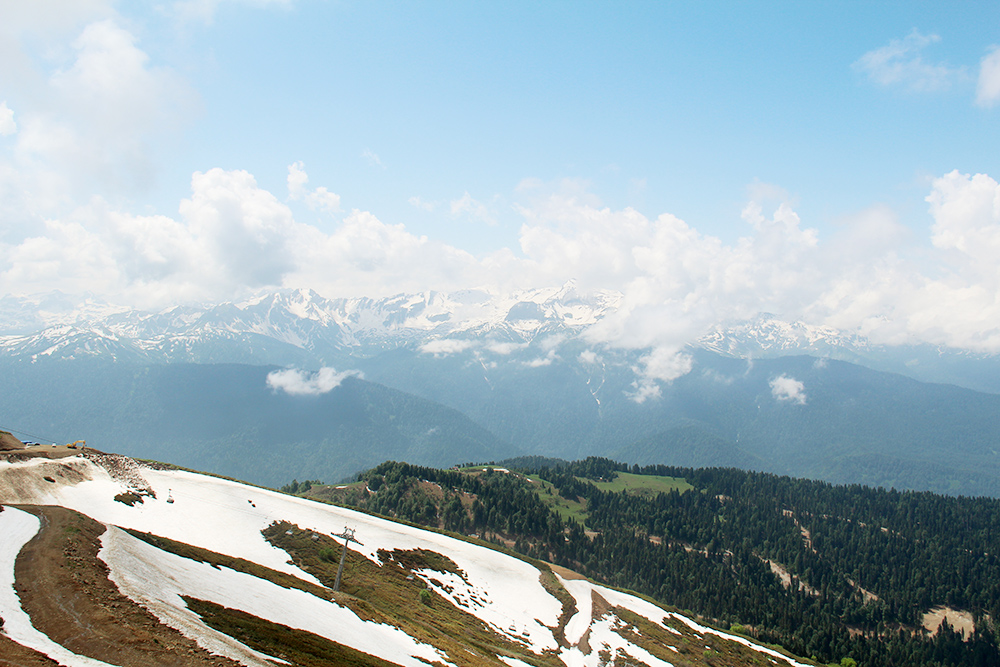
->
[[4, 286, 1000, 394], [0, 286, 866, 364]]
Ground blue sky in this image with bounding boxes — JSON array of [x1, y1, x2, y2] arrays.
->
[[2, 1, 1000, 357], [164, 1, 997, 248]]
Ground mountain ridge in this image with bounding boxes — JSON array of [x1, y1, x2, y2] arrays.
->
[[4, 287, 998, 395]]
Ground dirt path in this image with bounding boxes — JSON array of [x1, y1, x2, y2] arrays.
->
[[11, 505, 249, 667]]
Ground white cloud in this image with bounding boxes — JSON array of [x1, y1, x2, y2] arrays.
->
[[451, 192, 497, 226], [578, 349, 600, 365], [408, 196, 436, 212], [362, 148, 385, 169], [628, 347, 693, 402], [853, 29, 965, 92], [266, 366, 363, 396], [0, 17, 196, 218], [640, 348, 694, 381], [770, 375, 807, 405], [180, 168, 298, 288], [486, 341, 525, 355], [523, 349, 558, 368], [976, 46, 1000, 108], [419, 339, 477, 356], [287, 162, 340, 213], [626, 378, 662, 404], [9, 147, 1000, 364], [0, 103, 15, 136]]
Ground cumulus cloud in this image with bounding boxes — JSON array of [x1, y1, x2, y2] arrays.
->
[[419, 339, 477, 356], [451, 192, 497, 226], [287, 162, 340, 213], [8, 158, 1000, 365], [853, 30, 965, 92], [48, 20, 194, 187], [408, 196, 436, 212], [626, 347, 694, 402], [524, 349, 558, 368], [0, 15, 196, 224], [978, 46, 1000, 108], [266, 366, 362, 396], [770, 375, 807, 405], [0, 103, 15, 136], [486, 341, 526, 355]]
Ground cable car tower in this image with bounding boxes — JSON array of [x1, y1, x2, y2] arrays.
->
[[331, 526, 362, 592]]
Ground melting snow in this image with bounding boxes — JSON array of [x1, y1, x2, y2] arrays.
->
[[556, 573, 813, 667], [100, 527, 447, 667], [4, 457, 561, 653], [0, 507, 116, 667], [1, 457, 814, 667]]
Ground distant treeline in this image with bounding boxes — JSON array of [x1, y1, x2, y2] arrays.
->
[[316, 457, 1000, 667]]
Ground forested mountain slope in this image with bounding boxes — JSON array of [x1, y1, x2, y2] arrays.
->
[[303, 458, 1000, 667], [0, 361, 518, 486], [356, 348, 1000, 496], [6, 339, 1000, 496]]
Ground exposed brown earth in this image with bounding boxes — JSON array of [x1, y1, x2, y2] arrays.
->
[[11, 505, 248, 667], [549, 563, 587, 581], [0, 445, 88, 462], [922, 606, 977, 638], [0, 634, 61, 667], [0, 431, 25, 451]]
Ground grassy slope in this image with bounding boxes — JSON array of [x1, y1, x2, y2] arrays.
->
[[522, 471, 692, 528], [590, 471, 693, 495]]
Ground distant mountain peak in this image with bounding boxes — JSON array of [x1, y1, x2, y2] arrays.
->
[[698, 314, 871, 359]]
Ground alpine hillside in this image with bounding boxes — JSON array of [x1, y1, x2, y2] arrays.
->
[[0, 440, 818, 667]]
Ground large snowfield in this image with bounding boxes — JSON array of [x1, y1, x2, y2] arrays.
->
[[0, 455, 813, 666]]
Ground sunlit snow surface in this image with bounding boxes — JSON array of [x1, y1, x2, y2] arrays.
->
[[100, 526, 445, 667], [557, 573, 812, 667], [0, 507, 116, 667], [1, 457, 812, 667]]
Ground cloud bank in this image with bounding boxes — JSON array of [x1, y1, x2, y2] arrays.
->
[[4, 9, 1000, 392]]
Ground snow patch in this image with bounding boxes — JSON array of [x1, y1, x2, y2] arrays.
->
[[0, 506, 117, 667], [100, 526, 450, 667]]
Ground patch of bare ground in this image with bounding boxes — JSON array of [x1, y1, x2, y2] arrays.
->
[[0, 431, 25, 451], [846, 578, 879, 603], [0, 459, 94, 504], [922, 607, 978, 639], [11, 505, 246, 667], [763, 558, 820, 597], [0, 635, 60, 667], [536, 565, 578, 649], [548, 563, 587, 581], [0, 446, 88, 462]]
